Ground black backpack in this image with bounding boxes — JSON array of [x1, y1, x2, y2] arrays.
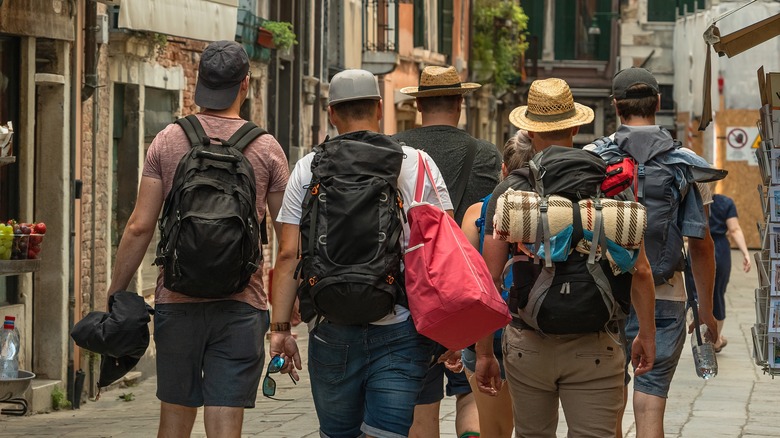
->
[[296, 136, 406, 325], [155, 115, 266, 298], [508, 146, 634, 334]]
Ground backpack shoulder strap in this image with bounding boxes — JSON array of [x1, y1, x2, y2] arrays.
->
[[477, 194, 492, 253], [226, 121, 268, 152], [175, 115, 209, 147], [450, 142, 478, 212]]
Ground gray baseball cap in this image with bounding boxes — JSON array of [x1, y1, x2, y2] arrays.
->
[[328, 69, 382, 106], [612, 67, 659, 100], [195, 41, 250, 110]]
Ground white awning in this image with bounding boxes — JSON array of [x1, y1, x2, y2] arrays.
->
[[118, 0, 238, 42]]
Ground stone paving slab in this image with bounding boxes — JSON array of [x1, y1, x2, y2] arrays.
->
[[2, 251, 780, 437]]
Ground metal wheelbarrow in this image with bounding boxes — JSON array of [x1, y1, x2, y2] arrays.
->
[[0, 370, 35, 416]]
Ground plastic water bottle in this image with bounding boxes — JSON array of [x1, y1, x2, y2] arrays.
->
[[0, 316, 20, 379], [691, 323, 717, 380]]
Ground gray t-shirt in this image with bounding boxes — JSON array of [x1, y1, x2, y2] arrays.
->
[[394, 125, 501, 225]]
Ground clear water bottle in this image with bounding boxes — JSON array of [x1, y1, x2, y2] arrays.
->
[[0, 315, 20, 379], [691, 323, 717, 380]]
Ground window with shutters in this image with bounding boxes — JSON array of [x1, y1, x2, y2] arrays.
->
[[521, 0, 612, 61], [438, 0, 453, 59], [648, 0, 705, 22]]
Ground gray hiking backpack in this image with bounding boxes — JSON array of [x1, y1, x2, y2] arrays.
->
[[590, 126, 727, 285]]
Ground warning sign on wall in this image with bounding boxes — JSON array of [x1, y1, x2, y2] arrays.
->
[[726, 126, 759, 166]]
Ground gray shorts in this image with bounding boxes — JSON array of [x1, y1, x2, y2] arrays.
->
[[154, 300, 269, 408], [624, 300, 687, 398]]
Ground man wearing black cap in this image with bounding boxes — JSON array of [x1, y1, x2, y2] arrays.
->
[[107, 40, 289, 436], [588, 67, 722, 437]]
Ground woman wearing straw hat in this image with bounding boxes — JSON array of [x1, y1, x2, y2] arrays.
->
[[394, 65, 501, 438], [473, 78, 657, 437]]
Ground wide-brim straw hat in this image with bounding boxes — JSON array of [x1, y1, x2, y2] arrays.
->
[[509, 78, 594, 132], [400, 66, 481, 97]]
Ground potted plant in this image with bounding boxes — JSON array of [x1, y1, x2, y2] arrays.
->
[[259, 20, 297, 51], [257, 27, 275, 49]]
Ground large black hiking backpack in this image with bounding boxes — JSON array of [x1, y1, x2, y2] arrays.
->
[[507, 146, 636, 334], [155, 114, 266, 298], [296, 137, 406, 325]]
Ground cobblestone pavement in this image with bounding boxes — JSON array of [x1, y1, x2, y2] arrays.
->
[[1, 251, 779, 437]]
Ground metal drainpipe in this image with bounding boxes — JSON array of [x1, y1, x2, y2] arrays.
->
[[311, 0, 323, 146]]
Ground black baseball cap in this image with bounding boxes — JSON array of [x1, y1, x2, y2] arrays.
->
[[195, 40, 250, 110], [612, 67, 659, 100]]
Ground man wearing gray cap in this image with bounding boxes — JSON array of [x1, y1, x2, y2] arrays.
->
[[270, 69, 452, 438], [107, 40, 289, 436]]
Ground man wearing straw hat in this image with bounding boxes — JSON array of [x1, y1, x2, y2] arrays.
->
[[473, 78, 657, 437], [395, 65, 501, 438]]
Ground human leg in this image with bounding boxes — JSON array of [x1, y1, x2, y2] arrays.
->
[[308, 322, 367, 438], [503, 326, 560, 438], [626, 300, 686, 438], [557, 331, 624, 437], [154, 303, 206, 438], [409, 402, 441, 438], [465, 368, 513, 438], [158, 402, 197, 438], [713, 238, 731, 350], [364, 319, 435, 438], [410, 345, 447, 438], [444, 365, 478, 436], [203, 406, 244, 438]]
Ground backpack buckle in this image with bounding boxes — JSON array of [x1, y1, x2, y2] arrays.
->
[[637, 164, 646, 177]]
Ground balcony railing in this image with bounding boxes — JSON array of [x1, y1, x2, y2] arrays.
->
[[362, 0, 399, 75]]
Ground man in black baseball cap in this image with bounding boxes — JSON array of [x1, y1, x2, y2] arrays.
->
[[195, 40, 250, 110], [611, 67, 660, 100]]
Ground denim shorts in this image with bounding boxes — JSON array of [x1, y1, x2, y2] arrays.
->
[[624, 299, 687, 398], [308, 318, 435, 438], [154, 301, 268, 407], [461, 337, 506, 380], [416, 344, 472, 405]]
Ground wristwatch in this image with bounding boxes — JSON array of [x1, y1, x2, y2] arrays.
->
[[270, 322, 291, 332]]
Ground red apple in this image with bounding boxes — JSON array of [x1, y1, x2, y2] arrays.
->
[[33, 222, 46, 235]]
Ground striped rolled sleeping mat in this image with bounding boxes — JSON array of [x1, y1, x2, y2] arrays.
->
[[493, 189, 647, 250]]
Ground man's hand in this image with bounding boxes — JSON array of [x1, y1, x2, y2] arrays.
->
[[631, 332, 656, 377], [438, 349, 464, 373], [474, 354, 502, 396], [268, 331, 302, 381], [690, 311, 719, 344], [742, 253, 752, 273]]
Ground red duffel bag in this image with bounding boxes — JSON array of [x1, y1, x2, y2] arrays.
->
[[404, 151, 511, 350]]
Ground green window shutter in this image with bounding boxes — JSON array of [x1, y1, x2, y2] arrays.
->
[[554, 0, 576, 60], [414, 0, 425, 48], [521, 0, 545, 61], [595, 0, 612, 61], [438, 0, 453, 58], [648, 0, 676, 21]]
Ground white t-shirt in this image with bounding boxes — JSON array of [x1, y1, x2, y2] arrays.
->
[[277, 144, 453, 324]]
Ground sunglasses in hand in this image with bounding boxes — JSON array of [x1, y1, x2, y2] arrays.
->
[[262, 355, 297, 400]]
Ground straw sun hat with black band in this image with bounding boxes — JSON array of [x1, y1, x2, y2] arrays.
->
[[509, 78, 594, 132], [400, 66, 481, 98]]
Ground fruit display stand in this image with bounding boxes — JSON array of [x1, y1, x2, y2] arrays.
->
[[0, 259, 40, 276]]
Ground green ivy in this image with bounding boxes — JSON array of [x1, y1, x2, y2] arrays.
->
[[471, 0, 529, 91]]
